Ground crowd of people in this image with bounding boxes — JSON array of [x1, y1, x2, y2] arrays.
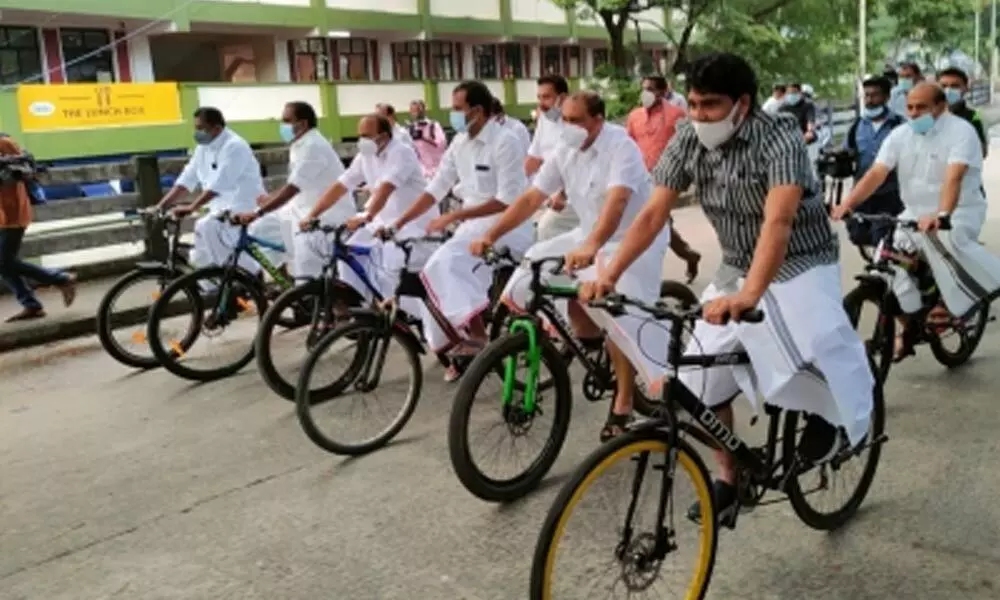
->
[[3, 50, 1000, 523]]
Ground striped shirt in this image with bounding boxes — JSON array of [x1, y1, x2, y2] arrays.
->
[[653, 110, 838, 282]]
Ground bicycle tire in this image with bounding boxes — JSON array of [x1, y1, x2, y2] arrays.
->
[[148, 266, 267, 382], [843, 283, 894, 382], [530, 430, 717, 600], [448, 331, 573, 502], [256, 279, 337, 402], [295, 319, 422, 456], [97, 267, 189, 370], [928, 302, 990, 368], [783, 352, 886, 531]]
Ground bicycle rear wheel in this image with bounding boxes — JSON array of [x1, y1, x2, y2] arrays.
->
[[148, 266, 267, 382], [843, 283, 894, 382], [783, 353, 886, 530], [97, 266, 192, 370], [448, 331, 573, 502], [530, 430, 717, 599], [295, 319, 422, 456]]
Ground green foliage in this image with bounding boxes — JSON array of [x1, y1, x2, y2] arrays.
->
[[583, 69, 642, 121]]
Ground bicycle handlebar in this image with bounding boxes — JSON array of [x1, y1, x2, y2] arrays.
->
[[849, 212, 952, 231], [589, 292, 764, 325]]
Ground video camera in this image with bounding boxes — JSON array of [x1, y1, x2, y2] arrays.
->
[[815, 147, 856, 180], [0, 153, 40, 184]]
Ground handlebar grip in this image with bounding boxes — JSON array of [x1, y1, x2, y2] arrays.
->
[[716, 308, 765, 324], [588, 297, 626, 317]]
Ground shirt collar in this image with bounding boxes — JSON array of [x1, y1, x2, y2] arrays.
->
[[207, 128, 231, 151], [291, 127, 319, 148], [471, 118, 500, 144], [583, 122, 613, 155]]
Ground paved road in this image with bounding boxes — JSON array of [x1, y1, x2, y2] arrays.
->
[[5, 153, 1000, 599]]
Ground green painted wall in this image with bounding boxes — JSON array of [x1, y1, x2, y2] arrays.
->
[[1, 79, 577, 160]]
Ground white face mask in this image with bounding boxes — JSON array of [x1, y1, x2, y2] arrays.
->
[[560, 123, 589, 149], [640, 90, 657, 108], [691, 103, 742, 151], [357, 137, 378, 157]]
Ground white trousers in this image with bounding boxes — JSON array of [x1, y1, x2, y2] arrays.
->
[[502, 228, 670, 389], [420, 217, 533, 351], [536, 205, 579, 242], [891, 206, 1000, 316], [677, 264, 873, 445], [192, 213, 283, 274]]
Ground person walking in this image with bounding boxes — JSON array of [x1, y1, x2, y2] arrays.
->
[[0, 135, 75, 322]]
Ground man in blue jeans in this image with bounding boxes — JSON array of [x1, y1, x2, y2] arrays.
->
[[0, 134, 75, 322]]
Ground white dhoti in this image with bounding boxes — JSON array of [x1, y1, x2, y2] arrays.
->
[[420, 217, 533, 351], [192, 213, 268, 274], [536, 204, 579, 242], [502, 228, 670, 389], [890, 206, 1000, 317], [676, 264, 873, 445]]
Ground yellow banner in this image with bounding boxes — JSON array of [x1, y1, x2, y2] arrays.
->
[[17, 83, 183, 132]]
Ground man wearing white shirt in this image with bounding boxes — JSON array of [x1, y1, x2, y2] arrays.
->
[[665, 80, 688, 110], [761, 83, 785, 114], [391, 80, 532, 380], [376, 103, 414, 149], [835, 82, 1000, 359], [158, 107, 269, 273], [492, 96, 531, 154], [235, 101, 347, 278], [473, 90, 668, 440], [526, 74, 578, 241]]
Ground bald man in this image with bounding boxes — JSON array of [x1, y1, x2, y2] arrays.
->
[[836, 81, 1000, 359], [375, 103, 414, 149], [471, 90, 669, 441]]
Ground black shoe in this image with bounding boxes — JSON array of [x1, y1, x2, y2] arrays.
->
[[797, 414, 845, 464], [687, 479, 738, 529]]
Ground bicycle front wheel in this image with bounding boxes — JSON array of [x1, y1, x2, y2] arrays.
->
[[295, 319, 422, 456], [530, 431, 717, 599], [148, 266, 267, 382], [448, 331, 573, 502]]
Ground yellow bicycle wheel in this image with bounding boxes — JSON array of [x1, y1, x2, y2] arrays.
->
[[530, 430, 718, 599]]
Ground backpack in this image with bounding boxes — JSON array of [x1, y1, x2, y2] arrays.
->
[[847, 112, 905, 151]]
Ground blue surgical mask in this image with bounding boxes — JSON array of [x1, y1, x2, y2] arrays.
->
[[193, 130, 214, 145], [898, 78, 914, 92], [278, 123, 296, 143], [944, 88, 964, 105], [784, 92, 801, 105], [862, 105, 887, 120], [909, 113, 935, 135], [449, 110, 467, 133]]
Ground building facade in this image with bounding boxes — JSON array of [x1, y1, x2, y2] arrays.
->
[[0, 0, 672, 159]]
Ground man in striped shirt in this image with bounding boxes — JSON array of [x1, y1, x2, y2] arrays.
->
[[580, 53, 875, 527]]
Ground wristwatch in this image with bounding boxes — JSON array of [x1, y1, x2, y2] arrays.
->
[[360, 211, 373, 223], [254, 206, 266, 217]]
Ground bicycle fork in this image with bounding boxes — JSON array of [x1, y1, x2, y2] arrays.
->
[[502, 318, 541, 414], [355, 309, 397, 392]]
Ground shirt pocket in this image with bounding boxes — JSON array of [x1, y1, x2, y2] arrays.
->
[[474, 164, 496, 198]]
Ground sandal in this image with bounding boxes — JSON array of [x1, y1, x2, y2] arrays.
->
[[5, 308, 46, 323], [892, 333, 915, 363], [448, 339, 485, 357], [600, 412, 631, 443]]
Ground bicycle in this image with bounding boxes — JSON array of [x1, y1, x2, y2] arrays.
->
[[816, 147, 877, 264], [530, 293, 886, 599], [96, 207, 193, 369], [447, 248, 698, 503], [146, 210, 294, 382], [843, 213, 991, 382], [294, 233, 451, 456], [254, 222, 392, 402]]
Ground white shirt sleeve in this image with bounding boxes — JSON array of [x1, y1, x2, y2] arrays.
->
[[874, 127, 905, 170], [396, 126, 414, 148], [338, 155, 367, 190], [175, 150, 202, 191], [493, 133, 528, 205], [946, 120, 984, 169], [382, 143, 420, 188], [607, 138, 647, 194], [287, 137, 329, 190], [532, 155, 564, 197], [204, 140, 254, 195], [425, 142, 461, 201], [527, 118, 546, 159], [514, 121, 531, 154]]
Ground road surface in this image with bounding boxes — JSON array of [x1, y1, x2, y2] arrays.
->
[[4, 146, 1000, 599]]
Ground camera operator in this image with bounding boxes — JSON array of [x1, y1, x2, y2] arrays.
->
[[842, 75, 905, 245], [0, 135, 75, 322]]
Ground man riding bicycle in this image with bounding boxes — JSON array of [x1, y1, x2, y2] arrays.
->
[[581, 53, 875, 526], [470, 90, 669, 441]]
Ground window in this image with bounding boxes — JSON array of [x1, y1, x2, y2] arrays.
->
[[565, 46, 580, 77], [541, 45, 562, 75], [502, 43, 524, 78], [392, 41, 422, 81], [336, 38, 369, 81], [428, 41, 454, 80], [473, 44, 498, 79], [289, 38, 329, 81], [60, 28, 114, 83], [0, 27, 42, 85], [593, 48, 610, 73]]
